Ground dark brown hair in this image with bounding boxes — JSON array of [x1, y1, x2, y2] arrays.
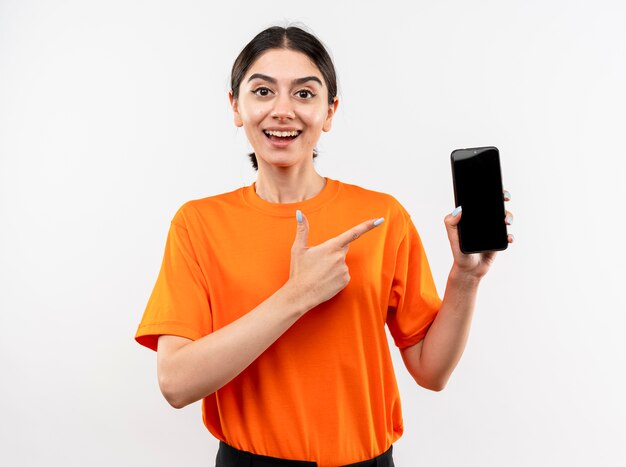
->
[[230, 26, 338, 170]]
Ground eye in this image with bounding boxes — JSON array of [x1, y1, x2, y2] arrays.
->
[[252, 87, 272, 97], [296, 89, 316, 99]]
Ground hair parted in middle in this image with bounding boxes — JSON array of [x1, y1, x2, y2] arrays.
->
[[230, 25, 338, 170]]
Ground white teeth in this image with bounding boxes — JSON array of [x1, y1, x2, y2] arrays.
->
[[264, 130, 300, 137]]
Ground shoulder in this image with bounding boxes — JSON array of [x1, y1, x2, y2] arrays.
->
[[335, 180, 411, 224], [171, 187, 248, 228]]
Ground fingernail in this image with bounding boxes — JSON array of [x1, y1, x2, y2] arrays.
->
[[296, 210, 303, 223], [373, 217, 385, 227], [504, 190, 511, 200], [509, 234, 515, 242], [505, 215, 513, 225], [452, 206, 462, 217]]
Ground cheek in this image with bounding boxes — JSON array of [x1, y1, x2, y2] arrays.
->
[[239, 100, 270, 124], [301, 107, 327, 127], [252, 107, 268, 119]]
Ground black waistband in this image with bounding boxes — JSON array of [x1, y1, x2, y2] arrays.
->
[[216, 442, 394, 467]]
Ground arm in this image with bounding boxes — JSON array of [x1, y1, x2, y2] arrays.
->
[[401, 202, 514, 391], [400, 266, 480, 391], [157, 213, 383, 408], [158, 283, 309, 409]]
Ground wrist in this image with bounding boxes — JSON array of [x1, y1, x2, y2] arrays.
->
[[449, 263, 483, 288], [279, 279, 316, 318]]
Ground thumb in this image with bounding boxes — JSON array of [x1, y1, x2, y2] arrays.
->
[[444, 205, 462, 248], [292, 209, 310, 251]]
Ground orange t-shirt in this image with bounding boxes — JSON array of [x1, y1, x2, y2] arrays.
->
[[135, 179, 441, 466]]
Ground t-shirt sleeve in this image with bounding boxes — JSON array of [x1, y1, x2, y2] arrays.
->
[[135, 208, 212, 351], [386, 216, 442, 349]]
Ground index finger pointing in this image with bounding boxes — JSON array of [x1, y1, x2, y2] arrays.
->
[[333, 217, 385, 248]]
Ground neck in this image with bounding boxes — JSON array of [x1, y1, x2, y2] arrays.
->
[[254, 165, 326, 204]]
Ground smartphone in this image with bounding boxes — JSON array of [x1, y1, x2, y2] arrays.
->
[[451, 146, 508, 253]]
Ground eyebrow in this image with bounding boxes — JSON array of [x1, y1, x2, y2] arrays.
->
[[247, 73, 323, 87]]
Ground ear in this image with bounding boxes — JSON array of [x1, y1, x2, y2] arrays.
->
[[229, 91, 244, 128], [322, 97, 339, 132]]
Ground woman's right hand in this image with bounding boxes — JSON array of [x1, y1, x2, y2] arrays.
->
[[156, 211, 383, 409], [287, 210, 384, 310]]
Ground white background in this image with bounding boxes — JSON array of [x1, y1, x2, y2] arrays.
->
[[1, 1, 625, 465]]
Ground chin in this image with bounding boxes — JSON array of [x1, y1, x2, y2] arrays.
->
[[257, 154, 308, 169]]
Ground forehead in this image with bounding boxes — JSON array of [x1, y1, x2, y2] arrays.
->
[[244, 49, 324, 84]]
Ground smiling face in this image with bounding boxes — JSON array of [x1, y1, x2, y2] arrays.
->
[[230, 48, 338, 171]]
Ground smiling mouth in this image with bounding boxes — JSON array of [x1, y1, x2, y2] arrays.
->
[[264, 130, 301, 140]]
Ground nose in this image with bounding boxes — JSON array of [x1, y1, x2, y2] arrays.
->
[[271, 93, 295, 120]]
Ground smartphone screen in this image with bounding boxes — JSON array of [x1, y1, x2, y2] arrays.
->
[[451, 146, 508, 253]]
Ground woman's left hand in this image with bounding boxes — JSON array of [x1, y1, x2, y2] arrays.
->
[[444, 190, 514, 279]]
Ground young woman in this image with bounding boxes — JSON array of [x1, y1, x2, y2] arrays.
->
[[136, 25, 513, 467]]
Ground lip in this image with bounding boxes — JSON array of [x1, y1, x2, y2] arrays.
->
[[263, 128, 302, 149], [263, 127, 302, 132], [265, 133, 299, 149]]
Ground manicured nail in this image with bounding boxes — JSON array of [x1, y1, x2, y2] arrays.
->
[[505, 215, 513, 225], [296, 210, 303, 223], [509, 234, 515, 242], [452, 206, 462, 217], [373, 217, 385, 227], [504, 190, 511, 201]]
